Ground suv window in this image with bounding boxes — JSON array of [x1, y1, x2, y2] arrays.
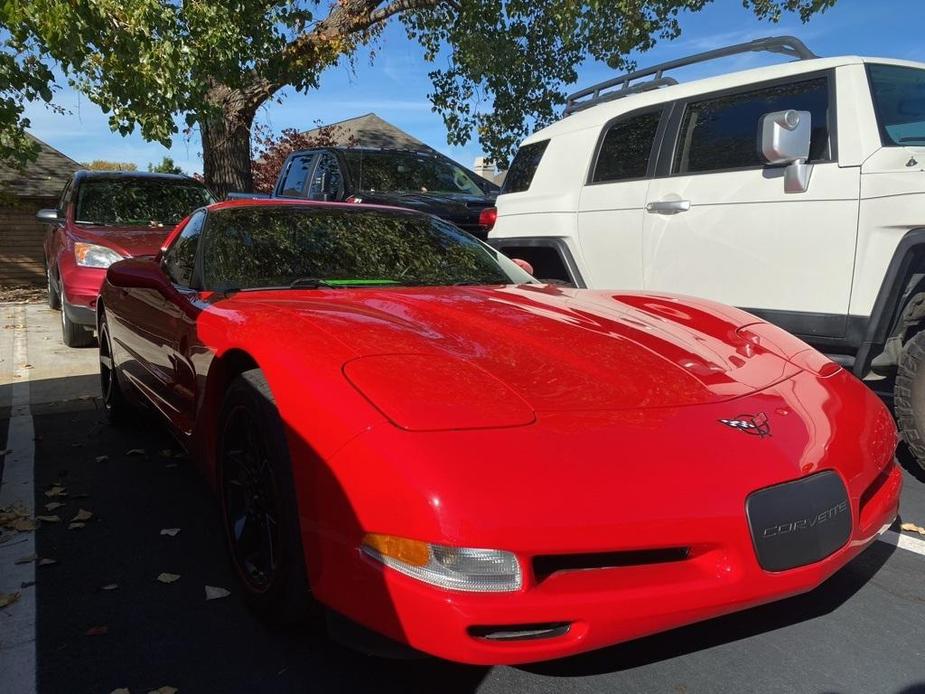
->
[[868, 64, 925, 147], [673, 77, 831, 175], [163, 210, 206, 287], [501, 140, 549, 194], [308, 153, 343, 200], [591, 111, 662, 183], [279, 154, 317, 198]]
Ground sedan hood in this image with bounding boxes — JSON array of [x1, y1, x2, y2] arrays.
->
[[71, 224, 171, 257], [240, 285, 801, 418]]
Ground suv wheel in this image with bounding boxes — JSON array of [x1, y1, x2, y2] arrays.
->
[[895, 329, 925, 470], [46, 261, 61, 310], [59, 279, 95, 348]]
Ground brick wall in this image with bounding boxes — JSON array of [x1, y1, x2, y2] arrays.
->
[[0, 195, 55, 286]]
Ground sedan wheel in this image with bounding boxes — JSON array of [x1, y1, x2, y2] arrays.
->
[[218, 370, 314, 623], [98, 314, 129, 424]]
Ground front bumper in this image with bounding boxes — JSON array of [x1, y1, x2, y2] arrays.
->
[[58, 254, 105, 325], [291, 369, 901, 665]]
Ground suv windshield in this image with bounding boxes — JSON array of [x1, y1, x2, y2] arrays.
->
[[75, 177, 215, 227], [868, 64, 925, 147], [341, 151, 484, 195], [200, 206, 534, 291]]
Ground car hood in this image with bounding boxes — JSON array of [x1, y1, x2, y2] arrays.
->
[[70, 224, 172, 257], [234, 285, 801, 416]]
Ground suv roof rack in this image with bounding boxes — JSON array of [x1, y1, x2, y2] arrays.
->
[[564, 35, 818, 116]]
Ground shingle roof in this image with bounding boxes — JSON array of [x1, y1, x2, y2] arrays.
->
[[302, 113, 439, 153], [0, 133, 81, 198]]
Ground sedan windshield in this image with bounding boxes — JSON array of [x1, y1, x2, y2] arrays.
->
[[76, 178, 215, 227], [341, 151, 484, 195], [868, 64, 925, 147], [200, 206, 535, 291]]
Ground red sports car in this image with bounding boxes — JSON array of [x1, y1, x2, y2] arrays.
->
[[38, 170, 214, 346], [97, 199, 901, 665]]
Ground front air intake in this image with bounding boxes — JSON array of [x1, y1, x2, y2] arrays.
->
[[533, 547, 690, 581]]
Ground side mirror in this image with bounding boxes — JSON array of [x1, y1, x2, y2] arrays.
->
[[36, 208, 59, 223], [511, 258, 534, 276], [106, 258, 173, 293], [760, 109, 813, 194]]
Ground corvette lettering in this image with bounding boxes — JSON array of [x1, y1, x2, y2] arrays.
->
[[761, 501, 849, 538]]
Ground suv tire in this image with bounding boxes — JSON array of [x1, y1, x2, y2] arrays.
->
[[895, 329, 925, 470], [46, 260, 61, 310], [59, 281, 95, 348]]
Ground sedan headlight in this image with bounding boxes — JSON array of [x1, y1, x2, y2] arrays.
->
[[361, 533, 522, 592], [74, 242, 124, 268]]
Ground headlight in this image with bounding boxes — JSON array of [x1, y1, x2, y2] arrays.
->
[[361, 533, 522, 592], [74, 242, 124, 268]]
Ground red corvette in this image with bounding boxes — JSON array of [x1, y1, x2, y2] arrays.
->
[[98, 199, 901, 665]]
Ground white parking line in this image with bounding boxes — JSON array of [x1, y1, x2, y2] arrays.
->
[[878, 529, 925, 557], [0, 305, 37, 694]]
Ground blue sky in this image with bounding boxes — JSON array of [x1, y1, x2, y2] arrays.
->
[[21, 0, 925, 175]]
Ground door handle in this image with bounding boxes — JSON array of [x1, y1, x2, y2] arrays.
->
[[645, 199, 691, 215]]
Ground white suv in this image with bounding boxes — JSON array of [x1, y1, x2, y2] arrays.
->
[[487, 36, 925, 467]]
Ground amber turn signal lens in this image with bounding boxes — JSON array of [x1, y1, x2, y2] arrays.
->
[[362, 533, 430, 567]]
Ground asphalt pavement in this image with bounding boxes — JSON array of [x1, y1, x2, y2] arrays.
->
[[2, 302, 925, 694]]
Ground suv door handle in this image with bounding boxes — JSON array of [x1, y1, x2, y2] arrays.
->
[[645, 200, 691, 215]]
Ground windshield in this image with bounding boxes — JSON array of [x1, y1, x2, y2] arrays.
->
[[341, 151, 484, 195], [868, 64, 925, 147], [75, 178, 215, 227], [200, 206, 535, 291]]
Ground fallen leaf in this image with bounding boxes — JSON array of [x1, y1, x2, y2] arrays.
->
[[126, 448, 146, 456], [35, 515, 61, 523], [95, 455, 109, 463], [14, 554, 37, 565], [148, 687, 178, 694], [901, 522, 925, 536], [101, 583, 119, 591], [0, 592, 21, 609], [44, 502, 64, 511], [85, 625, 108, 636], [11, 518, 37, 532], [67, 522, 86, 530], [164, 463, 178, 469], [44, 486, 67, 498], [205, 585, 230, 601], [70, 443, 83, 448], [160, 449, 174, 457], [160, 528, 181, 537], [156, 572, 181, 584], [71, 509, 93, 522], [111, 689, 131, 694], [37, 558, 57, 567]]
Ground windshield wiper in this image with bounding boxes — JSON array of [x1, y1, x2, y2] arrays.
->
[[74, 219, 111, 226], [289, 277, 339, 289]]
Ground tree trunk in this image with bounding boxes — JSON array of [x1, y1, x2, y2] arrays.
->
[[201, 107, 255, 198]]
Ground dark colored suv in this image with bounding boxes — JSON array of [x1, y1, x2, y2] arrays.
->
[[271, 148, 499, 238]]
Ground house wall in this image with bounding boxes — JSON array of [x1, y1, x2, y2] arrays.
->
[[0, 195, 54, 286]]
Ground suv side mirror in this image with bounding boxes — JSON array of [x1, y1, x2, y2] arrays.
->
[[760, 110, 813, 194], [36, 208, 59, 223]]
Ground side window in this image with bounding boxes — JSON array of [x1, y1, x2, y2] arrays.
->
[[501, 140, 549, 194], [162, 211, 206, 288], [278, 154, 317, 198], [58, 179, 73, 215], [591, 110, 662, 183], [673, 77, 831, 175], [307, 153, 343, 200]]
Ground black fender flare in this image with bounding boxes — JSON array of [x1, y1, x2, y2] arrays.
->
[[486, 236, 587, 288], [855, 227, 925, 377]]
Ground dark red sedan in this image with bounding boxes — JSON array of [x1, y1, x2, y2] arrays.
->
[[97, 199, 901, 664], [38, 170, 214, 346]]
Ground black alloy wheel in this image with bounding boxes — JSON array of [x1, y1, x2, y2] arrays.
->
[[218, 370, 314, 623]]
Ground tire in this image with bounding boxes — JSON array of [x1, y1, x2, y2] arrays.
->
[[46, 260, 60, 310], [98, 311, 130, 425], [59, 279, 95, 348], [217, 370, 315, 624], [895, 329, 925, 470]]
